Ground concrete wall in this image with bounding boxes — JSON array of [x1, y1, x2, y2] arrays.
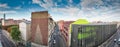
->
[[19, 22, 31, 41], [27, 23, 31, 41], [19, 22, 27, 41]]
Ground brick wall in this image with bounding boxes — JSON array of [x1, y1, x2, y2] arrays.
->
[[31, 11, 49, 45]]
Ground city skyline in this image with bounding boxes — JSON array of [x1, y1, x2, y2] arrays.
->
[[0, 0, 120, 22]]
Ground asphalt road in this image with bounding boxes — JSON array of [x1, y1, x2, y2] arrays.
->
[[0, 29, 16, 47], [107, 26, 120, 47], [49, 24, 67, 47]]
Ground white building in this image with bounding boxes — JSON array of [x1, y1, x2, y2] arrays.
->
[[19, 21, 31, 41], [2, 19, 5, 26]]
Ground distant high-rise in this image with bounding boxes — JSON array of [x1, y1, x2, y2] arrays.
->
[[2, 13, 6, 26], [3, 14, 6, 20], [31, 11, 49, 45]]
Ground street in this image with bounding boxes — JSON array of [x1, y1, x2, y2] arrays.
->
[[49, 24, 67, 47], [0, 26, 119, 47], [107, 26, 120, 47], [0, 29, 16, 47]]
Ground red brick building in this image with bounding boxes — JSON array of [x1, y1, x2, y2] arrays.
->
[[31, 11, 49, 45], [58, 20, 74, 47], [0, 18, 22, 26]]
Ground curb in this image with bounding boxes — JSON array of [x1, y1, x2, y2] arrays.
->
[[31, 42, 48, 47], [98, 31, 117, 47]]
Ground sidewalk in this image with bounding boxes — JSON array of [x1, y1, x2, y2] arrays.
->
[[2, 30, 16, 45], [31, 42, 48, 47], [98, 32, 117, 47]]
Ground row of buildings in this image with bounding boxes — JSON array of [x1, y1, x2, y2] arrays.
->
[[0, 18, 31, 42], [0, 11, 72, 46], [1, 11, 120, 47], [0, 18, 23, 26], [25, 11, 73, 46], [30, 11, 72, 46]]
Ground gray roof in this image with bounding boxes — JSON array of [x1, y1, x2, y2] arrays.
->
[[22, 21, 31, 24], [72, 23, 117, 26]]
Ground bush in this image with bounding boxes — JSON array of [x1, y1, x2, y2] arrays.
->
[[10, 26, 21, 41], [0, 25, 2, 29], [2, 25, 18, 30], [7, 27, 11, 33]]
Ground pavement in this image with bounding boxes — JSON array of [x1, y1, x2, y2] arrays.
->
[[0, 29, 16, 47], [107, 26, 120, 47], [98, 26, 120, 47], [31, 42, 48, 47], [49, 24, 67, 47]]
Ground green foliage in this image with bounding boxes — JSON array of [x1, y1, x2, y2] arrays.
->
[[0, 21, 2, 29], [2, 25, 18, 30], [10, 26, 21, 41], [0, 24, 2, 29], [70, 19, 89, 33]]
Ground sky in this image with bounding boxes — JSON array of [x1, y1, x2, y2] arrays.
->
[[0, 0, 120, 22]]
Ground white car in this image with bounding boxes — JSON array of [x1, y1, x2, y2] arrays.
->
[[114, 39, 117, 42], [117, 38, 120, 45], [0, 41, 3, 47]]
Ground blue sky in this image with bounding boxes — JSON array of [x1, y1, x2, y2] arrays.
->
[[0, 0, 120, 22]]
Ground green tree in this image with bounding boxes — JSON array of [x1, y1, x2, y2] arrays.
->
[[10, 26, 21, 43], [0, 21, 2, 29]]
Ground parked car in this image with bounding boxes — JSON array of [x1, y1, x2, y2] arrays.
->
[[117, 38, 120, 45], [114, 38, 120, 46], [114, 39, 117, 42]]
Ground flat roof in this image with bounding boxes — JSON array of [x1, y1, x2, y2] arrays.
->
[[72, 23, 117, 25]]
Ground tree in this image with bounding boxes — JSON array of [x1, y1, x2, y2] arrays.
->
[[0, 21, 2, 29], [10, 26, 21, 46]]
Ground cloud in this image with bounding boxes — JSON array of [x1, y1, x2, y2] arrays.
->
[[32, 0, 54, 9], [81, 0, 104, 9], [0, 3, 10, 8], [32, 0, 40, 4], [0, 11, 17, 14], [32, 0, 120, 21], [14, 6, 21, 9], [51, 7, 80, 16], [69, 0, 73, 3]]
